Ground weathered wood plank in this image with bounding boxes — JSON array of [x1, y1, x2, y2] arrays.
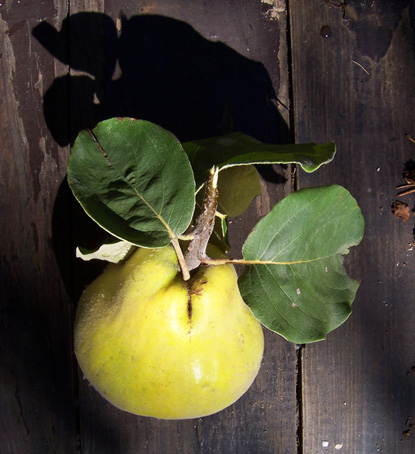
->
[[0, 1, 77, 453], [289, 1, 415, 452], [55, 0, 298, 453]]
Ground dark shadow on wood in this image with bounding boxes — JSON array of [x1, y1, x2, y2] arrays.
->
[[52, 178, 108, 302], [33, 12, 289, 146]]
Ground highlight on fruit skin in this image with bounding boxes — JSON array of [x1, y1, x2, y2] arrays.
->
[[74, 245, 264, 419]]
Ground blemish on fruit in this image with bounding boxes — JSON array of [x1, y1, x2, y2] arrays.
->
[[187, 292, 193, 321], [190, 279, 208, 297]]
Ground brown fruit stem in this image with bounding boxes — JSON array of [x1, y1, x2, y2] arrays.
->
[[184, 166, 220, 273]]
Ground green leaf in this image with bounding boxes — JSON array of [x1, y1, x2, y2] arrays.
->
[[238, 185, 364, 344], [183, 132, 335, 189], [68, 118, 195, 248], [216, 212, 228, 239], [217, 165, 261, 217], [76, 239, 135, 263], [209, 214, 230, 253]]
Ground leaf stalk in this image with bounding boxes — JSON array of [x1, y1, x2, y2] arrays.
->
[[171, 238, 190, 281]]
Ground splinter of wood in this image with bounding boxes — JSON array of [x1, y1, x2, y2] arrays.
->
[[396, 183, 415, 196]]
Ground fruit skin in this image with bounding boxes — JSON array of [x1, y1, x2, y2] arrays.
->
[[74, 245, 264, 419]]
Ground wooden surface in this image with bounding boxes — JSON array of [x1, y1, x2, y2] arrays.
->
[[290, 2, 415, 453], [1, 1, 414, 453]]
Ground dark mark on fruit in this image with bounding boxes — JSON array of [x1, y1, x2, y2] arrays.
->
[[187, 292, 192, 321], [190, 279, 207, 298]]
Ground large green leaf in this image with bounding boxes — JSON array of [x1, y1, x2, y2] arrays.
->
[[238, 185, 364, 344], [183, 132, 336, 189], [68, 118, 195, 248]]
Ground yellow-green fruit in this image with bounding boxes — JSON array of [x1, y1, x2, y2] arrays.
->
[[74, 245, 264, 419]]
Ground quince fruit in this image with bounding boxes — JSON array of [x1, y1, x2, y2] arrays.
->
[[74, 245, 264, 419]]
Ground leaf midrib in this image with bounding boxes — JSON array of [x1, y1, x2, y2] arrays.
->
[[91, 130, 177, 240]]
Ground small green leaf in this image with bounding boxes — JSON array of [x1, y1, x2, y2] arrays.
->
[[216, 212, 228, 239], [217, 165, 261, 217], [68, 118, 195, 248], [210, 213, 230, 252], [238, 185, 364, 344], [76, 239, 135, 263], [183, 132, 335, 189]]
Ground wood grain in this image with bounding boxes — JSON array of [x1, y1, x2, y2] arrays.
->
[[289, 1, 415, 452], [0, 1, 77, 453]]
